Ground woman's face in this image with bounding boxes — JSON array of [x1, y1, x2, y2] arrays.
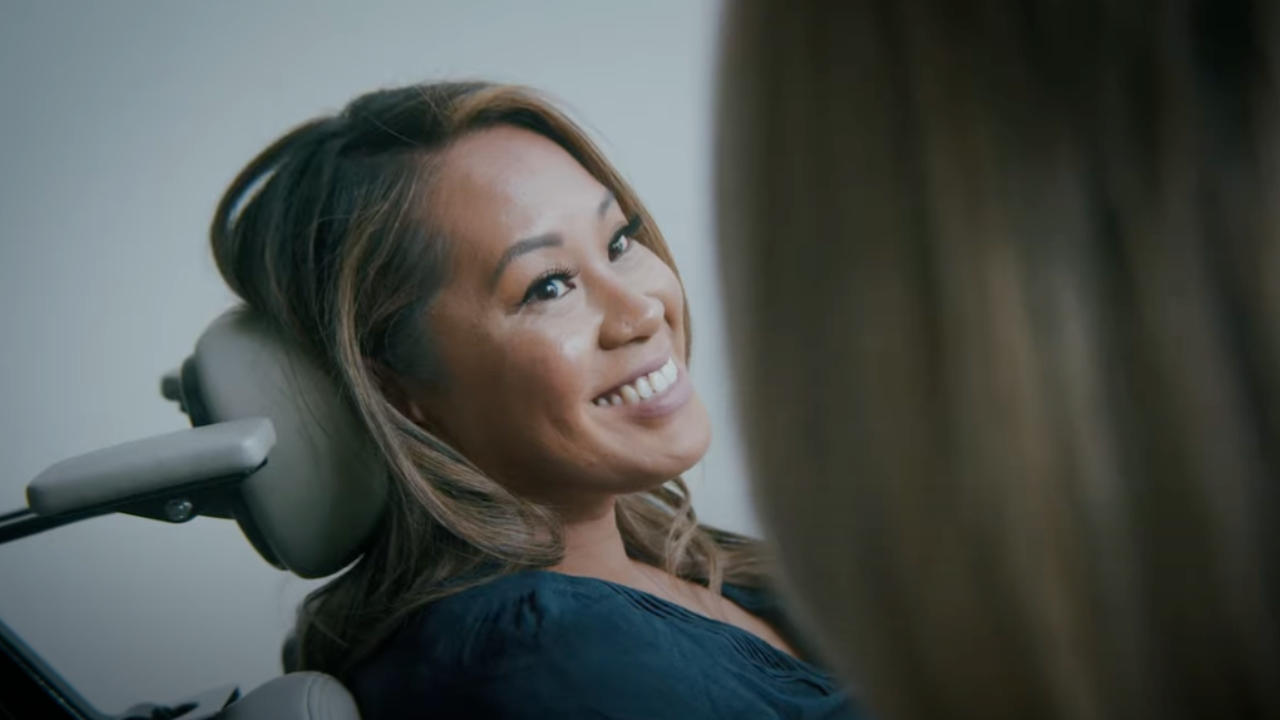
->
[[400, 126, 711, 509]]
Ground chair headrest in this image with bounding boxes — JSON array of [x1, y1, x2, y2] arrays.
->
[[182, 307, 388, 578]]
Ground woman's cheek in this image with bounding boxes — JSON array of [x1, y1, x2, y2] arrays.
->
[[505, 328, 595, 404]]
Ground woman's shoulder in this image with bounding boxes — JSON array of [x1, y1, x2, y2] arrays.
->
[[432, 572, 629, 645], [349, 572, 862, 719], [366, 571, 663, 670], [349, 571, 703, 718], [428, 569, 619, 625], [383, 571, 786, 666]]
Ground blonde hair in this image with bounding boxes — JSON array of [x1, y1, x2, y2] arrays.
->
[[212, 81, 766, 678], [717, 1, 1280, 718]]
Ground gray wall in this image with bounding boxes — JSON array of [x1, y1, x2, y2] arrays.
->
[[0, 0, 753, 712]]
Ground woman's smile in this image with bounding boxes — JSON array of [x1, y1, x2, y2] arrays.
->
[[591, 356, 693, 419]]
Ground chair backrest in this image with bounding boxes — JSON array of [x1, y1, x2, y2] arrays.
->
[[178, 306, 388, 579]]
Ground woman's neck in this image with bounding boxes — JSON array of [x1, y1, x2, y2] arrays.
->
[[550, 498, 642, 584]]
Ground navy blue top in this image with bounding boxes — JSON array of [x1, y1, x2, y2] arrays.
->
[[349, 570, 866, 719]]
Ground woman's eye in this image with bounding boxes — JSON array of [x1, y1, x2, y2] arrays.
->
[[608, 233, 632, 261], [609, 215, 642, 261], [523, 275, 574, 305]]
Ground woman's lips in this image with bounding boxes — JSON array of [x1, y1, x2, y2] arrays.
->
[[591, 358, 692, 419], [593, 357, 678, 407]]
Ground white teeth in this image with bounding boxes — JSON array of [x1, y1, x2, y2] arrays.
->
[[649, 370, 669, 393], [620, 385, 641, 405], [594, 357, 681, 407], [662, 359, 678, 384]]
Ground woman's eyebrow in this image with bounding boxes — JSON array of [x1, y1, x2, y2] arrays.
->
[[489, 233, 563, 291], [489, 189, 618, 291], [597, 189, 615, 219]]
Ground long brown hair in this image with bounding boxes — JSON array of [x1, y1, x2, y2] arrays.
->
[[717, 1, 1280, 719], [211, 81, 766, 678]]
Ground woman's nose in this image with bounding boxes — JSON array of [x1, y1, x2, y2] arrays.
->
[[598, 276, 665, 350]]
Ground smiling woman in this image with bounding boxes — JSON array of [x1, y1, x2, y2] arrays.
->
[[210, 82, 866, 719]]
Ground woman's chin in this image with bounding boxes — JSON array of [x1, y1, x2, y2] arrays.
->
[[648, 397, 714, 483], [499, 396, 715, 501]]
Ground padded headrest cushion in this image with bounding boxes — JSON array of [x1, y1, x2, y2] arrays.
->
[[186, 307, 388, 578]]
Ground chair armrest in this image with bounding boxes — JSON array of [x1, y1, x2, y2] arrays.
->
[[26, 418, 276, 517]]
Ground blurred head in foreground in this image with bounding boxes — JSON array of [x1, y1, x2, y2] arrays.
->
[[716, 1, 1280, 718]]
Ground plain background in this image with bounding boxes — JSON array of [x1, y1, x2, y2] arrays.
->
[[0, 0, 755, 712]]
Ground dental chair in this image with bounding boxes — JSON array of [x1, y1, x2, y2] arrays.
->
[[0, 307, 388, 720]]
